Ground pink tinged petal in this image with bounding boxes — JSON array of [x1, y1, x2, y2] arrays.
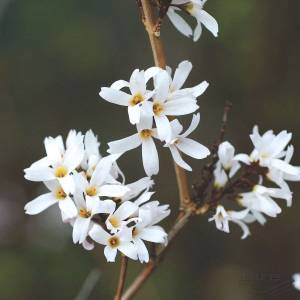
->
[[98, 184, 130, 197], [154, 115, 172, 141], [139, 226, 167, 243], [198, 10, 218, 37], [180, 113, 200, 138], [24, 193, 56, 215], [164, 98, 199, 116], [24, 166, 55, 182], [63, 143, 84, 171], [167, 7, 193, 38], [142, 138, 159, 176], [169, 145, 192, 171], [114, 201, 138, 221], [111, 80, 130, 90], [89, 224, 111, 245], [192, 81, 209, 97], [177, 138, 210, 159], [82, 240, 94, 251], [134, 238, 149, 263], [171, 60, 192, 91], [104, 246, 118, 262], [44, 136, 64, 165], [108, 134, 141, 154], [58, 196, 77, 218], [128, 105, 141, 125], [118, 242, 138, 260], [72, 217, 91, 244], [99, 87, 131, 106], [271, 159, 300, 176]]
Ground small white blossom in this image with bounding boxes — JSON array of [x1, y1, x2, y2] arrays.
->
[[167, 0, 218, 41], [209, 205, 250, 239], [293, 274, 300, 291], [165, 113, 210, 171]]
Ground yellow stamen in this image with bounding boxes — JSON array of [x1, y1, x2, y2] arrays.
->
[[54, 187, 67, 200], [129, 93, 144, 106], [139, 129, 153, 140], [108, 236, 120, 248], [153, 102, 164, 116], [85, 186, 98, 197], [79, 208, 91, 218], [54, 166, 68, 178]]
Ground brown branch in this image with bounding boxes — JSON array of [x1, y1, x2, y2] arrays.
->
[[114, 256, 129, 300]]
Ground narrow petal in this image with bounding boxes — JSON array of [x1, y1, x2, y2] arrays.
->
[[154, 115, 172, 141], [142, 138, 159, 176], [111, 80, 130, 90], [167, 7, 193, 38], [164, 98, 198, 116], [89, 224, 111, 245], [171, 60, 192, 91], [99, 184, 130, 197], [114, 201, 138, 221], [128, 105, 141, 125], [72, 217, 91, 244], [104, 246, 118, 262], [118, 242, 138, 260], [63, 143, 84, 172], [58, 196, 77, 218], [198, 10, 218, 37], [192, 81, 209, 97], [99, 87, 131, 106], [177, 138, 210, 159], [180, 113, 200, 138], [24, 193, 56, 215], [108, 134, 141, 154], [134, 238, 149, 263], [139, 226, 167, 243], [169, 145, 192, 171], [24, 166, 55, 182]]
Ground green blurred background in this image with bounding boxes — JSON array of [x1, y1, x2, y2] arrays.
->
[[1, 0, 300, 299]]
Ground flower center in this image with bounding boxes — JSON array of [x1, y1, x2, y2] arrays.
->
[[153, 102, 164, 116], [54, 166, 68, 178], [79, 208, 91, 218], [54, 187, 67, 200], [139, 129, 153, 140], [109, 216, 120, 228], [85, 186, 98, 197], [112, 197, 122, 204], [129, 93, 144, 106], [108, 236, 120, 248], [183, 3, 195, 14]]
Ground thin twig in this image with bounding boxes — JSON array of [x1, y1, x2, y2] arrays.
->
[[74, 269, 101, 300], [114, 256, 129, 300]]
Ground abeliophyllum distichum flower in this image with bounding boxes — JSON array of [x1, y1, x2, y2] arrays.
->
[[24, 130, 170, 262], [208, 126, 300, 239], [100, 60, 210, 176]]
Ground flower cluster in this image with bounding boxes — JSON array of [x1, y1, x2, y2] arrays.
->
[[24, 130, 170, 262], [209, 126, 300, 239], [167, 0, 218, 41], [99, 60, 210, 176]]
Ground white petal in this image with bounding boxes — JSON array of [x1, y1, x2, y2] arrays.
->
[[58, 175, 75, 195], [198, 10, 218, 37], [169, 145, 192, 171], [167, 7, 193, 38], [128, 105, 141, 125], [89, 224, 111, 245], [24, 166, 55, 182], [118, 242, 138, 260], [111, 80, 130, 90], [154, 115, 172, 141], [271, 159, 300, 176], [63, 143, 84, 172], [144, 67, 162, 83], [24, 193, 56, 215], [104, 246, 118, 262], [108, 134, 141, 154], [129, 69, 146, 95], [193, 21, 202, 42], [154, 70, 170, 101], [164, 98, 198, 116], [82, 239, 94, 251], [114, 201, 138, 221], [234, 153, 251, 165], [135, 191, 155, 206], [99, 184, 130, 197], [171, 60, 192, 91], [177, 138, 210, 159], [192, 81, 209, 97], [142, 138, 159, 176], [180, 113, 200, 138], [58, 196, 77, 218], [99, 87, 131, 106], [139, 226, 167, 243], [134, 238, 149, 263], [72, 217, 91, 244], [44, 136, 64, 165]]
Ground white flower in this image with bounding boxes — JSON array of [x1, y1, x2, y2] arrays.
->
[[167, 0, 218, 41], [89, 224, 138, 262], [164, 113, 210, 171], [151, 64, 208, 140], [99, 68, 156, 125], [74, 154, 130, 201], [213, 141, 241, 188], [24, 180, 77, 218], [105, 201, 139, 233], [238, 185, 292, 217], [208, 205, 250, 239], [293, 274, 300, 291], [235, 126, 300, 179], [72, 193, 113, 244], [24, 130, 84, 193], [108, 116, 159, 176]]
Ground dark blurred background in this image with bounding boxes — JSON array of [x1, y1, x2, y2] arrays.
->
[[1, 0, 300, 299]]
